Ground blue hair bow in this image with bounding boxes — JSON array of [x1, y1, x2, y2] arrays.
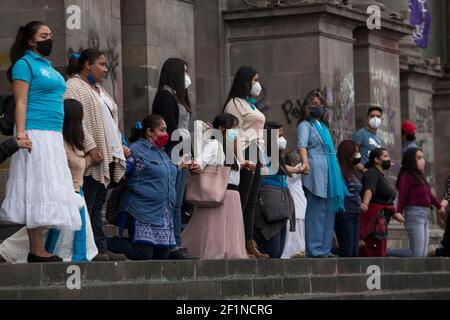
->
[[135, 122, 143, 130], [71, 53, 81, 60]]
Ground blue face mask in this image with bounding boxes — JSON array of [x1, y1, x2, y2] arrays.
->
[[227, 129, 239, 142], [87, 73, 97, 85]]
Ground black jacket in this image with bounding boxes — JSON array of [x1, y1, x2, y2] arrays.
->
[[0, 138, 19, 164], [152, 90, 180, 153]]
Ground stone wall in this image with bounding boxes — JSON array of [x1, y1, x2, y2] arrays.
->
[[121, 0, 197, 136]]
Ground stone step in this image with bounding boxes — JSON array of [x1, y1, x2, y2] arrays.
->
[[0, 258, 450, 299], [1, 272, 450, 300], [2, 258, 450, 289], [269, 289, 450, 300]]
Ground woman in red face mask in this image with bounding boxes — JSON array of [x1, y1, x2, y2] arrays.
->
[[106, 115, 180, 261]]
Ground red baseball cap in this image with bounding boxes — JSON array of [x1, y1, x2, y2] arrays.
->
[[402, 120, 417, 135]]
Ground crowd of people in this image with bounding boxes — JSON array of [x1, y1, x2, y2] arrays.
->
[[0, 21, 449, 264]]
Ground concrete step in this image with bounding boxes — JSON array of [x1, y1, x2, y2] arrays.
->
[[0, 258, 450, 300], [1, 258, 450, 289], [270, 289, 450, 300], [1, 272, 450, 300]]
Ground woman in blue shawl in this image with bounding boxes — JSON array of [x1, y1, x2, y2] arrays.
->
[[297, 91, 348, 258]]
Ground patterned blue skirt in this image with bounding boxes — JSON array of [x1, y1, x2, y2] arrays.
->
[[131, 208, 176, 248]]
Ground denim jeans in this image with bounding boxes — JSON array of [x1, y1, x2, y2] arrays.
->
[[83, 176, 108, 253], [333, 212, 360, 257], [304, 189, 335, 257], [388, 206, 430, 258], [174, 169, 187, 248], [255, 226, 287, 259]]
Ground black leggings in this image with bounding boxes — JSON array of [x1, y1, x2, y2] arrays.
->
[[239, 146, 263, 242]]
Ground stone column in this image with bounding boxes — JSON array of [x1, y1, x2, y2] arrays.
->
[[121, 0, 198, 136], [194, 0, 229, 122], [400, 63, 443, 192], [432, 1, 450, 200], [353, 22, 412, 170], [64, 0, 123, 121]]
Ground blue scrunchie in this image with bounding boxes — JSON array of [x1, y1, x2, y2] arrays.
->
[[135, 122, 143, 130], [71, 53, 81, 60]]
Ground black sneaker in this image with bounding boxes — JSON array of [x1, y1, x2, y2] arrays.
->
[[169, 248, 199, 260], [27, 253, 63, 264]]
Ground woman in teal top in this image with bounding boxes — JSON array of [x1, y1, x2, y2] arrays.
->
[[255, 122, 299, 258], [297, 91, 348, 258], [0, 21, 81, 263]]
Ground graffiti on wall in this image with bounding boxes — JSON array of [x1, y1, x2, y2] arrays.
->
[[280, 71, 355, 146], [370, 67, 399, 161], [416, 105, 433, 135], [327, 71, 355, 144]]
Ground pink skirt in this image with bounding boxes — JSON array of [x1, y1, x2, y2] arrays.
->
[[182, 190, 248, 260]]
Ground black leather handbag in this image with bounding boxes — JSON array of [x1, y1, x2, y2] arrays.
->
[[258, 184, 294, 223]]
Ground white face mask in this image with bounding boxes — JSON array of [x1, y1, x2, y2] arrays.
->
[[250, 82, 262, 97], [369, 117, 382, 129], [185, 74, 192, 89], [278, 137, 287, 151]]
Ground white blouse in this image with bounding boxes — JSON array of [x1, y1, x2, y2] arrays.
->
[[94, 90, 125, 161], [197, 139, 240, 186]]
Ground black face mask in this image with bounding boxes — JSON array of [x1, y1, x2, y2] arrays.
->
[[353, 157, 362, 166], [310, 106, 326, 119], [381, 160, 392, 171], [36, 39, 53, 57]]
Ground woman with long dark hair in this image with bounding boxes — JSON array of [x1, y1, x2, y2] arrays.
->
[[182, 113, 254, 260], [297, 90, 348, 258], [254, 122, 298, 259], [333, 140, 363, 257], [152, 58, 194, 260], [0, 99, 99, 263], [388, 148, 445, 257], [224, 65, 268, 258], [359, 148, 401, 257], [65, 48, 127, 261], [0, 22, 81, 263]]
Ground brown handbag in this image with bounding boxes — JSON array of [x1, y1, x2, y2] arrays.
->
[[185, 166, 231, 208]]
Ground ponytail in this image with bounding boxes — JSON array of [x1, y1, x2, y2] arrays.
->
[[7, 21, 47, 82], [366, 148, 387, 169], [129, 114, 164, 143], [66, 48, 104, 77]]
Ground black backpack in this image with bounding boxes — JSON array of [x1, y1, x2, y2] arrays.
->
[[0, 59, 33, 136]]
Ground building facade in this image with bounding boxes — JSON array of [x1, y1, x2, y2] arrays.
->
[[0, 0, 448, 204]]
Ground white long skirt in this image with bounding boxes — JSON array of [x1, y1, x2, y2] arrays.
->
[[0, 130, 81, 231], [0, 195, 98, 263]]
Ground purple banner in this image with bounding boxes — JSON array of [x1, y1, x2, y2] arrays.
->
[[409, 0, 432, 49]]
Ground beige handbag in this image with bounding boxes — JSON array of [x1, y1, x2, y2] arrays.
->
[[185, 166, 231, 208]]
